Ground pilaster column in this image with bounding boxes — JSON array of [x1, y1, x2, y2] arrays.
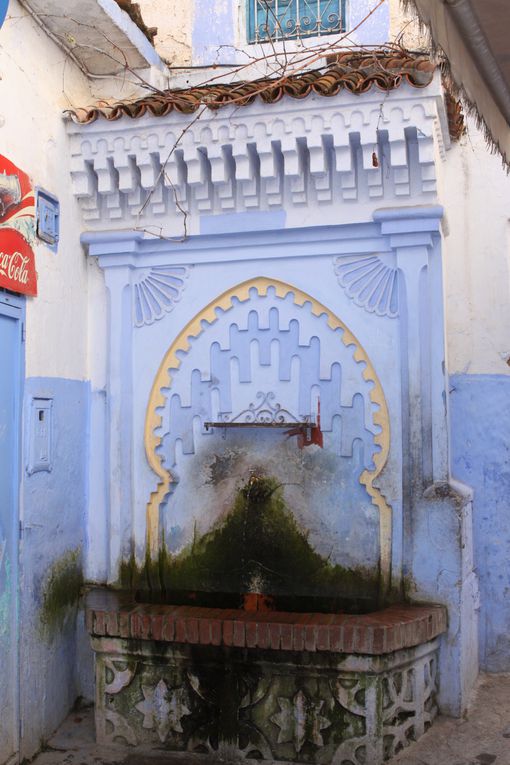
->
[[374, 208, 478, 716], [374, 207, 447, 492], [83, 232, 142, 583]]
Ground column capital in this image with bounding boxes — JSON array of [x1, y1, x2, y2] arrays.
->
[[373, 206, 443, 250], [81, 230, 145, 267]]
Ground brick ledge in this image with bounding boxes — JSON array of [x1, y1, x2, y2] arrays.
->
[[85, 590, 447, 655]]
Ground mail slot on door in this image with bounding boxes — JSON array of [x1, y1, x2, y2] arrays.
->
[[28, 397, 53, 474]]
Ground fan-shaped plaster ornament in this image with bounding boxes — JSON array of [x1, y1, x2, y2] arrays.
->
[[334, 255, 400, 318], [133, 265, 190, 327]]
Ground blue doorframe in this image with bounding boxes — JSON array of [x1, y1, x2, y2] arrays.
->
[[0, 290, 24, 765]]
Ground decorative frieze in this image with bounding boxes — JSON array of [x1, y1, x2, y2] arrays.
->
[[68, 78, 447, 227]]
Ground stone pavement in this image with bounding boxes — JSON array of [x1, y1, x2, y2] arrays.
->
[[27, 673, 510, 765], [388, 673, 510, 765]]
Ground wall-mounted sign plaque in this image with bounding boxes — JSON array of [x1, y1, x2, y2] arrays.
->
[[0, 155, 37, 296]]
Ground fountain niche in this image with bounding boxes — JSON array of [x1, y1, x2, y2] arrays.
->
[[87, 277, 448, 764]]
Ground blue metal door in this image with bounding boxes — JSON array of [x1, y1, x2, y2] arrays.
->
[[0, 293, 23, 765]]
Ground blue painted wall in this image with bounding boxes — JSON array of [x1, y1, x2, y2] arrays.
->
[[0, 295, 24, 763], [192, 0, 389, 66], [193, 0, 235, 66], [20, 377, 90, 759], [450, 374, 510, 672], [348, 0, 389, 44]]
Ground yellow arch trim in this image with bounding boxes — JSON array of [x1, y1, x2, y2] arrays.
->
[[144, 277, 392, 594]]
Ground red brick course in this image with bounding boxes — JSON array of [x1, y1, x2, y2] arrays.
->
[[86, 596, 447, 655]]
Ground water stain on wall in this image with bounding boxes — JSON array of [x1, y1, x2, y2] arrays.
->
[[39, 548, 83, 638], [121, 475, 379, 613]]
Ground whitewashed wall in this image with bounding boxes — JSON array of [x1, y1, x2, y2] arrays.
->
[[1, 0, 167, 748], [136, 0, 193, 65], [1, 2, 92, 759], [440, 118, 510, 672], [440, 120, 510, 377], [1, 0, 90, 379]]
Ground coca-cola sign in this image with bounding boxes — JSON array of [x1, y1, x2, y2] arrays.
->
[[0, 155, 37, 296], [0, 1, 8, 29]]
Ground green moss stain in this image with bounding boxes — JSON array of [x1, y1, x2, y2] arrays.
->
[[40, 549, 83, 637], [121, 475, 380, 611], [119, 549, 156, 593], [0, 554, 12, 640], [401, 573, 418, 602]]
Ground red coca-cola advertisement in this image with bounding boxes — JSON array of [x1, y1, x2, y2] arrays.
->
[[0, 155, 37, 296]]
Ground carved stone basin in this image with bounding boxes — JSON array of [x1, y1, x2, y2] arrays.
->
[[86, 589, 447, 764]]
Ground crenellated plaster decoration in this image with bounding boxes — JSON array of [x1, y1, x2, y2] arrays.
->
[[144, 277, 392, 594], [132, 265, 190, 327], [68, 81, 446, 226], [334, 255, 400, 318]]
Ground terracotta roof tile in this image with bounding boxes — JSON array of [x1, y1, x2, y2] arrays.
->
[[113, 0, 157, 43], [67, 48, 436, 125]]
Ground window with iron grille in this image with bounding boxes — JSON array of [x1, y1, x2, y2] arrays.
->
[[248, 0, 345, 43]]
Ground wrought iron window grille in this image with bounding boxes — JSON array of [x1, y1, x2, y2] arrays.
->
[[248, 0, 346, 44]]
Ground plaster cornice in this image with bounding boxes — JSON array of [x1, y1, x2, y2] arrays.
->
[[70, 77, 447, 231], [81, 207, 443, 273]]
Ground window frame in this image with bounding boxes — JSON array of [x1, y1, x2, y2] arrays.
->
[[247, 0, 347, 44]]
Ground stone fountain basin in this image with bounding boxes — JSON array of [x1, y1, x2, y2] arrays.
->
[[85, 589, 447, 764]]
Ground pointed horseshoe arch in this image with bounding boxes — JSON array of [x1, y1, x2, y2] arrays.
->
[[144, 277, 392, 594]]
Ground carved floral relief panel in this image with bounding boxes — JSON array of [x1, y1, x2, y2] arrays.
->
[[95, 641, 438, 764]]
